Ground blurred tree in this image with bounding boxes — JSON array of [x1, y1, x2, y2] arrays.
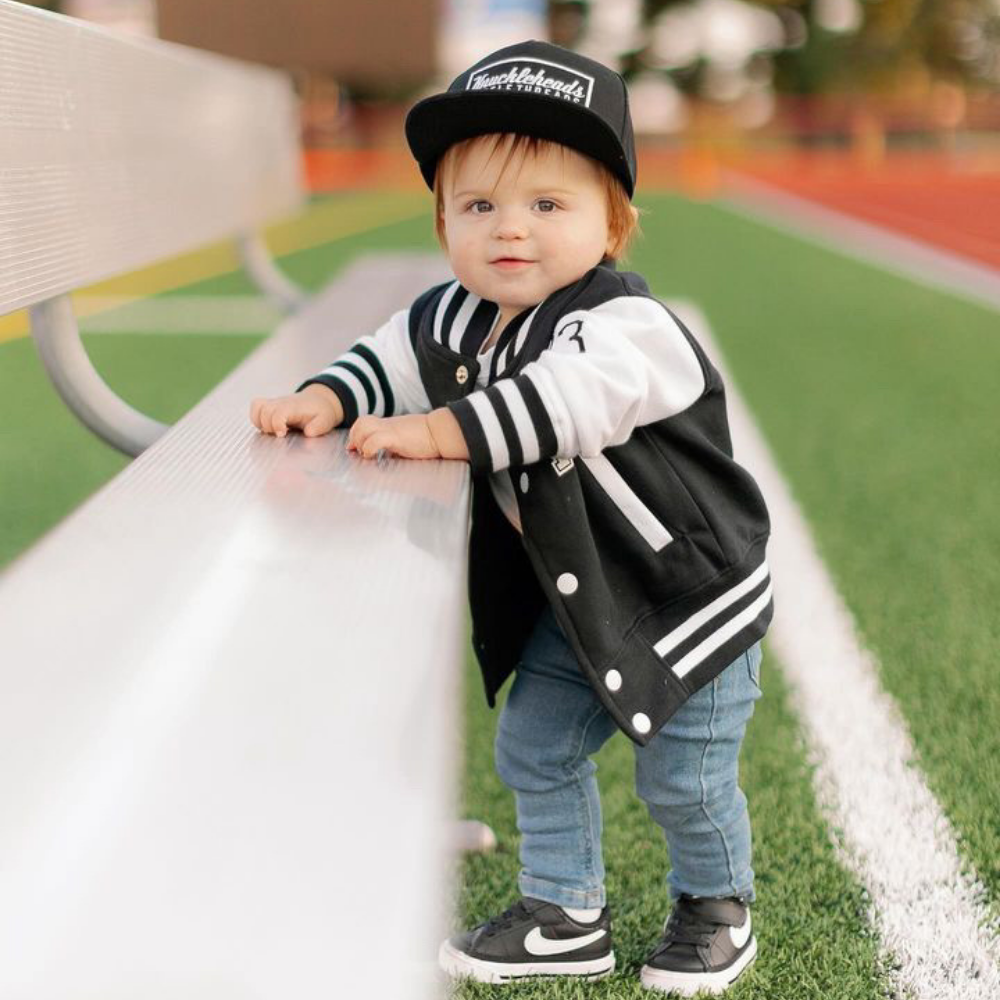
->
[[635, 0, 999, 96]]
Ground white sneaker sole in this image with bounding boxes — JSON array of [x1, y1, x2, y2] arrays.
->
[[639, 936, 757, 995], [438, 937, 616, 984]]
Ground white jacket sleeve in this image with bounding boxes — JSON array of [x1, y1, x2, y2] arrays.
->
[[295, 308, 431, 425], [446, 296, 706, 474]]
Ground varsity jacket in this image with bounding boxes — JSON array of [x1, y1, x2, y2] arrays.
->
[[297, 259, 773, 747]]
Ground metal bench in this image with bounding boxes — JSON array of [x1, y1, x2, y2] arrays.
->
[[0, 3, 472, 996]]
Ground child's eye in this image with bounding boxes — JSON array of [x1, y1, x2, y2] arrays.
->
[[535, 199, 559, 213], [468, 200, 492, 214]]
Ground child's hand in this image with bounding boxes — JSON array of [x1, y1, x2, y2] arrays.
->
[[347, 414, 440, 460], [250, 384, 343, 438]]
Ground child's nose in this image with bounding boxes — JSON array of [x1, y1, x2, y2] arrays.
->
[[492, 209, 529, 239]]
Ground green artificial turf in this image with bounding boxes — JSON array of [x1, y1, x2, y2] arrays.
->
[[447, 642, 896, 999], [631, 192, 1000, 922]]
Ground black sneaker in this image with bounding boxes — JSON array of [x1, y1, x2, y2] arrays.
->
[[438, 896, 615, 983], [639, 894, 756, 996]]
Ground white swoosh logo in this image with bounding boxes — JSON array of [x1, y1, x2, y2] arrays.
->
[[523, 926, 607, 956], [729, 913, 752, 950]]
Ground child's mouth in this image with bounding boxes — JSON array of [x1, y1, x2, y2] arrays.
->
[[491, 259, 535, 270]]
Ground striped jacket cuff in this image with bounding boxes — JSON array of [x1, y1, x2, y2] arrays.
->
[[296, 341, 397, 428], [447, 374, 559, 474], [296, 374, 358, 427]]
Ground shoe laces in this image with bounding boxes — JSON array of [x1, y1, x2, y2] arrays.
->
[[480, 899, 532, 938]]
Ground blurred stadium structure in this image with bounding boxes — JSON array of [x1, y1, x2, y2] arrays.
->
[[23, 0, 1000, 172]]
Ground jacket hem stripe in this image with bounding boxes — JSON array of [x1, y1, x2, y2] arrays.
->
[[654, 561, 770, 657], [671, 583, 773, 679]]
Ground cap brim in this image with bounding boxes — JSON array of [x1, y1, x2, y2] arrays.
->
[[405, 91, 634, 196]]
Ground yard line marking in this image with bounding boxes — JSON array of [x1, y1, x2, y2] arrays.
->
[[668, 298, 1000, 1000], [75, 296, 282, 334], [718, 172, 1000, 314]]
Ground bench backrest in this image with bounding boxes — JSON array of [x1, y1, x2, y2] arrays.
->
[[0, 0, 304, 317]]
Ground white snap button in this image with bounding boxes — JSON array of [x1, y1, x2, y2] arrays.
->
[[605, 669, 622, 692], [632, 713, 651, 734], [455, 365, 469, 385], [556, 573, 578, 595], [519, 473, 529, 494]]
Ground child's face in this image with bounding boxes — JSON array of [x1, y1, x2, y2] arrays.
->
[[440, 137, 614, 324]]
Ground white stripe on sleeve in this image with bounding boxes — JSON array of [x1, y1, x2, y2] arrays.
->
[[342, 351, 386, 415], [493, 379, 542, 464], [318, 366, 368, 418], [466, 391, 510, 472]]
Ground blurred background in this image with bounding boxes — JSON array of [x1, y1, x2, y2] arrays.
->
[[21, 0, 1000, 206]]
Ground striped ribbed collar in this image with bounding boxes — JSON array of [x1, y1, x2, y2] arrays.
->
[[431, 257, 618, 381]]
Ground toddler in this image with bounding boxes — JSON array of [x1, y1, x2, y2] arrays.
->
[[250, 40, 772, 996]]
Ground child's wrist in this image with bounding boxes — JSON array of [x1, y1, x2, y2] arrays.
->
[[426, 408, 469, 461], [301, 383, 344, 426]]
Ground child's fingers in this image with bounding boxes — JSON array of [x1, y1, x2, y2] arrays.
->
[[250, 397, 273, 431], [347, 416, 381, 452], [302, 412, 332, 437], [360, 431, 393, 459], [259, 402, 279, 436]]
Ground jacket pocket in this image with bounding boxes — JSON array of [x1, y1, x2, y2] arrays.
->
[[580, 453, 674, 552]]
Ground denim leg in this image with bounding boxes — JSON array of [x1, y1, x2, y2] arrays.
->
[[494, 606, 619, 909], [633, 642, 763, 904]]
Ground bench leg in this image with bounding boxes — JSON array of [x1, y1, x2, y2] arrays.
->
[[452, 819, 497, 853], [235, 233, 308, 313], [29, 294, 168, 457]]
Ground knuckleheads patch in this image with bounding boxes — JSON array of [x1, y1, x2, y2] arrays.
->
[[466, 58, 595, 107]]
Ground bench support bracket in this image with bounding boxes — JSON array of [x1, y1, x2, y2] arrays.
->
[[29, 234, 307, 458], [236, 233, 309, 312], [29, 295, 168, 458]]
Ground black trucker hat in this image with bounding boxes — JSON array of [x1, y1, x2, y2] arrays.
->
[[405, 40, 637, 198]]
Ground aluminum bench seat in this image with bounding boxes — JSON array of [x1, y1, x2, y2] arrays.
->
[[1, 2, 469, 995]]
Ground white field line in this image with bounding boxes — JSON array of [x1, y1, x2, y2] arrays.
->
[[76, 295, 283, 334], [668, 299, 1000, 1000], [718, 172, 1000, 314]]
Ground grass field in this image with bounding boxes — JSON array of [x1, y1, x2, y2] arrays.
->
[[1, 189, 996, 998]]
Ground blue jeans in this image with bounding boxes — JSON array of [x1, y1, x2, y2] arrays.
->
[[494, 605, 763, 909]]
